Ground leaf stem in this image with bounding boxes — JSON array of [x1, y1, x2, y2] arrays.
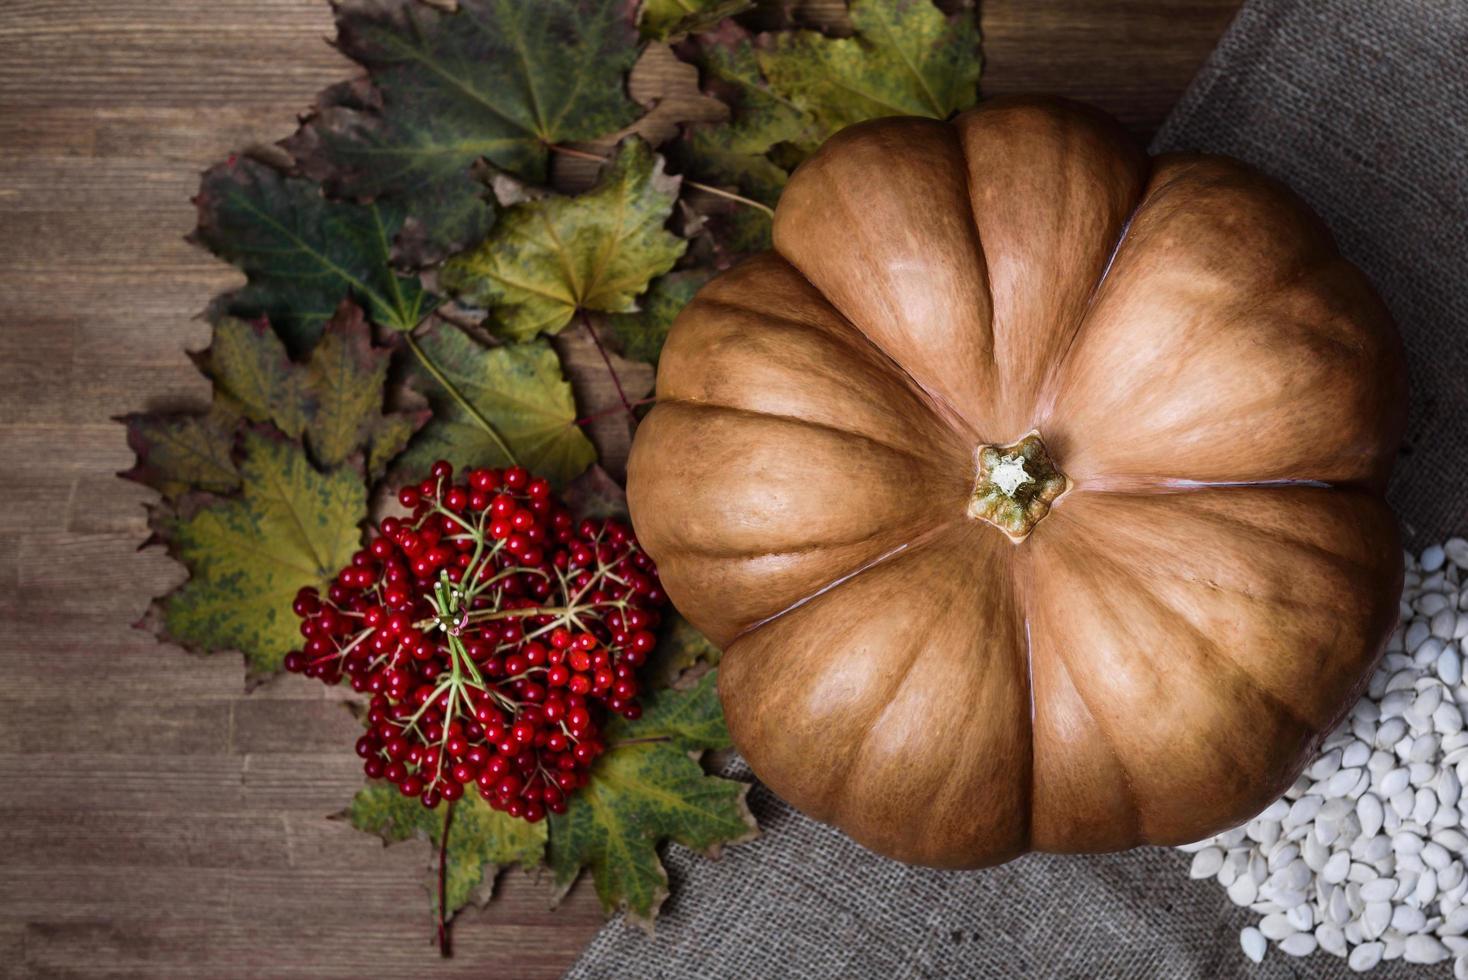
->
[[404, 330, 518, 465], [546, 143, 774, 218], [683, 179, 775, 218], [581, 312, 637, 423], [438, 799, 454, 958], [548, 143, 608, 164]]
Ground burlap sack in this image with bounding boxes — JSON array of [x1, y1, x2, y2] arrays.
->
[[568, 1, 1468, 975]]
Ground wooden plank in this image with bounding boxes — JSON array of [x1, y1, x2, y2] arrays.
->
[[983, 0, 1241, 136]]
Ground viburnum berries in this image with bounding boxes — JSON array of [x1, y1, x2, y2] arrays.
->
[[286, 461, 668, 822]]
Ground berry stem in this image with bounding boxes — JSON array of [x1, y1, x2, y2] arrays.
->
[[438, 799, 455, 958], [580, 311, 636, 423], [404, 330, 519, 465]]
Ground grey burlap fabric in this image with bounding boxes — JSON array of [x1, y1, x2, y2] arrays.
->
[[567, 1, 1468, 976]]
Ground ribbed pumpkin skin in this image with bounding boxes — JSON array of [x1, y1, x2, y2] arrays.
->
[[624, 96, 1407, 868]]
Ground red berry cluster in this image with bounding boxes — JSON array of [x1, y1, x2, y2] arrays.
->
[[286, 461, 668, 821]]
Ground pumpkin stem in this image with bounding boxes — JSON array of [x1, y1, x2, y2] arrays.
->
[[967, 432, 1068, 542]]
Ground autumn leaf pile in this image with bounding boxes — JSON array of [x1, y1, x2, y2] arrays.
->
[[122, 0, 982, 941]]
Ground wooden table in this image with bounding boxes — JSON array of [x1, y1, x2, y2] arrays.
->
[[0, 1, 1238, 975]]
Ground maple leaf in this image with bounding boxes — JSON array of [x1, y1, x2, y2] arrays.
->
[[192, 156, 436, 352], [284, 78, 496, 268], [676, 23, 810, 208], [439, 139, 687, 342], [324, 0, 642, 189], [155, 428, 365, 677], [202, 317, 307, 437], [604, 269, 709, 364], [348, 782, 547, 921], [301, 304, 427, 473], [638, 0, 754, 40], [548, 671, 757, 927], [758, 0, 982, 147], [200, 306, 424, 478], [399, 325, 596, 488], [119, 404, 241, 500]]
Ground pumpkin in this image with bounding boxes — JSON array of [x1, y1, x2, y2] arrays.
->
[[625, 96, 1408, 868]]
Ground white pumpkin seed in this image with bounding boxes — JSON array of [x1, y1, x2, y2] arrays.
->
[[1417, 788, 1442, 825], [1310, 749, 1344, 780], [1361, 878, 1398, 902], [1405, 934, 1451, 964], [1316, 922, 1348, 957], [1239, 926, 1267, 964], [1443, 905, 1468, 936], [1418, 868, 1439, 906], [1259, 912, 1295, 941], [1189, 847, 1224, 879], [1393, 904, 1428, 933], [1364, 901, 1393, 939], [1348, 861, 1378, 884], [1322, 851, 1351, 885], [1228, 873, 1259, 906], [1358, 794, 1385, 840], [1349, 941, 1384, 971]]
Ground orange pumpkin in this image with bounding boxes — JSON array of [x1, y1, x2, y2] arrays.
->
[[625, 96, 1407, 867]]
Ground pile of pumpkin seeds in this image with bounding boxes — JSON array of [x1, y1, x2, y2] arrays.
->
[[1180, 540, 1468, 974]]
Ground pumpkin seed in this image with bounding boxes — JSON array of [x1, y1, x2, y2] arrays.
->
[[1405, 934, 1451, 964], [1349, 941, 1384, 971], [1239, 926, 1267, 964]]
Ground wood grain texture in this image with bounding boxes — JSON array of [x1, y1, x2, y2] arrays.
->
[[0, 0, 1236, 975]]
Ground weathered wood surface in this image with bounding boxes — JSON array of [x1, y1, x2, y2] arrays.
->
[[0, 1, 1238, 976]]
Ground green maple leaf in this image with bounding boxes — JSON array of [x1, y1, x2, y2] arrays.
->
[[284, 78, 496, 268], [202, 307, 422, 477], [758, 0, 982, 147], [548, 671, 756, 926], [348, 782, 546, 920], [645, 612, 723, 688], [400, 325, 595, 488], [638, 0, 754, 40], [678, 25, 811, 208], [203, 318, 308, 438], [301, 304, 425, 473], [603, 269, 709, 365], [158, 429, 365, 676], [440, 139, 687, 342], [119, 404, 241, 500], [326, 0, 642, 189], [193, 157, 435, 352]]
